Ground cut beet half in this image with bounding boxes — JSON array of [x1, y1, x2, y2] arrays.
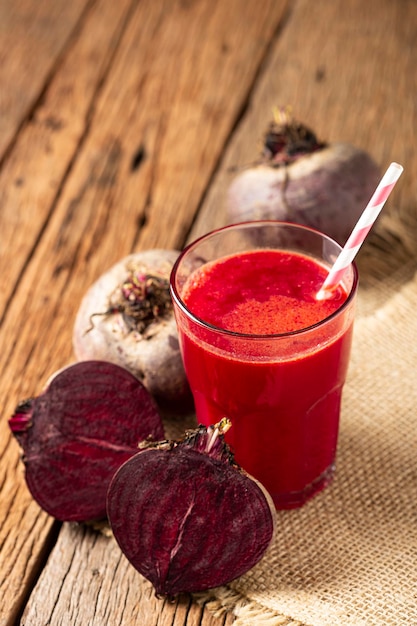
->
[[107, 421, 276, 597], [9, 360, 164, 522]]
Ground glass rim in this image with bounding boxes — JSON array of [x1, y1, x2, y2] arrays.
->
[[170, 220, 359, 340]]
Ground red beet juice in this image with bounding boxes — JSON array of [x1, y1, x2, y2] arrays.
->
[[171, 224, 357, 509]]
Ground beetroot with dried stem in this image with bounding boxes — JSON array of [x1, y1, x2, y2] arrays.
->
[[9, 360, 164, 522], [227, 108, 381, 244], [107, 419, 276, 597], [72, 250, 192, 411]]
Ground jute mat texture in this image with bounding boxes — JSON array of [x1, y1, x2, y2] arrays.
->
[[196, 211, 417, 625]]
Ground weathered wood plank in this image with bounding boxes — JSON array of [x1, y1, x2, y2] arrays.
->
[[0, 0, 135, 318], [0, 0, 90, 157], [21, 524, 234, 625], [0, 0, 288, 624], [0, 1, 144, 625]]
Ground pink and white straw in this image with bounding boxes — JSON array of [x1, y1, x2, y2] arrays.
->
[[317, 162, 404, 300]]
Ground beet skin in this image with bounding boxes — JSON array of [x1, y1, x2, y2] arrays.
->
[[227, 111, 381, 245], [72, 250, 191, 410], [9, 361, 164, 522]]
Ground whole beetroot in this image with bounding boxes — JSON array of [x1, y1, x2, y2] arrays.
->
[[72, 249, 191, 410], [227, 109, 381, 244], [9, 361, 164, 522], [107, 420, 276, 597]]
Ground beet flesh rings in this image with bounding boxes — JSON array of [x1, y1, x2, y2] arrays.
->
[[107, 426, 276, 597], [9, 361, 164, 522]]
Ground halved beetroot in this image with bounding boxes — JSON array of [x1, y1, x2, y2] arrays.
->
[[107, 421, 276, 597], [9, 360, 164, 522]]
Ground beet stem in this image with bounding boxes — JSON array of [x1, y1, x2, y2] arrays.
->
[[9, 400, 33, 433], [206, 418, 231, 453]]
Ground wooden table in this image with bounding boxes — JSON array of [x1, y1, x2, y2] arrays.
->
[[0, 1, 415, 624]]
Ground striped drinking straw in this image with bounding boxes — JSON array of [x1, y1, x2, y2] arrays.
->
[[316, 162, 404, 300]]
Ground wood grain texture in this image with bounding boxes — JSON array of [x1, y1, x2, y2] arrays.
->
[[0, 4, 136, 623], [0, 0, 90, 157], [0, 0, 287, 624], [21, 524, 234, 626], [0, 0, 134, 318]]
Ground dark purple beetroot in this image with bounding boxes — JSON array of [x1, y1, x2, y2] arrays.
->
[[9, 360, 164, 522], [107, 420, 276, 597]]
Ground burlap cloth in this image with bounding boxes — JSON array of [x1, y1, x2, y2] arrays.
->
[[195, 208, 417, 625]]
